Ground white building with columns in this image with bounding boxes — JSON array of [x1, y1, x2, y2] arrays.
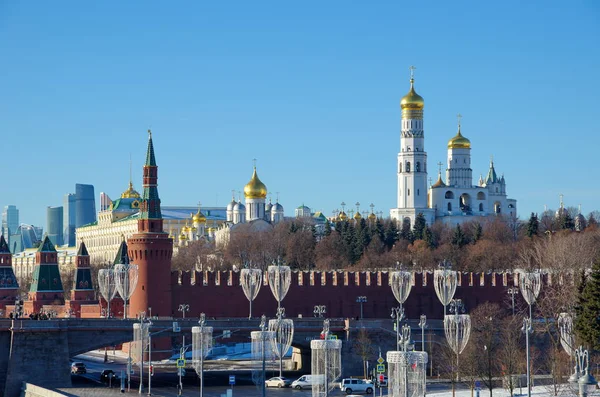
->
[[390, 69, 517, 226]]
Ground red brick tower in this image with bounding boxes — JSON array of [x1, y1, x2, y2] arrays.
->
[[0, 235, 19, 314], [25, 236, 64, 314], [128, 130, 173, 318], [68, 241, 96, 316]]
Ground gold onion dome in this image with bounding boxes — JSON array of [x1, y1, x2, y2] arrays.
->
[[192, 209, 206, 223], [400, 78, 424, 110], [354, 211, 362, 220], [368, 212, 377, 221], [179, 232, 187, 240], [244, 167, 268, 199], [121, 182, 141, 199], [182, 224, 190, 233], [338, 211, 348, 221], [448, 126, 471, 149], [432, 174, 446, 188]]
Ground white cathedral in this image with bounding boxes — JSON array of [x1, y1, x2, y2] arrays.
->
[[390, 70, 517, 226], [214, 166, 285, 248]]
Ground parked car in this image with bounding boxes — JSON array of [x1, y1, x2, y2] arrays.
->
[[291, 375, 325, 390], [70, 362, 87, 374], [100, 369, 118, 383], [265, 376, 292, 388], [339, 378, 374, 394]]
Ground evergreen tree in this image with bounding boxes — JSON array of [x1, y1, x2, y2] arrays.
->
[[588, 213, 598, 228], [526, 212, 539, 238], [575, 260, 600, 350], [424, 226, 436, 249], [384, 220, 399, 249], [557, 213, 575, 230], [289, 221, 298, 233], [374, 219, 385, 243], [323, 221, 332, 237], [399, 218, 414, 243], [472, 222, 483, 243], [451, 224, 468, 248], [343, 222, 358, 264], [412, 213, 427, 240]]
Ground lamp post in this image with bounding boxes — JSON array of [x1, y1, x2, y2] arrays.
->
[[192, 313, 213, 397], [574, 346, 597, 397], [356, 296, 367, 320], [434, 260, 457, 317], [418, 315, 427, 352], [314, 305, 326, 318], [518, 270, 541, 397], [507, 287, 519, 316], [177, 304, 189, 395], [391, 306, 404, 350], [444, 299, 471, 397]]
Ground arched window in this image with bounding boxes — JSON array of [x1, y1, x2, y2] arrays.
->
[[448, 202, 452, 211], [445, 191, 454, 199], [479, 203, 483, 212], [406, 162, 411, 173], [416, 162, 421, 172], [508, 204, 514, 208], [477, 192, 486, 200], [496, 187, 499, 193]]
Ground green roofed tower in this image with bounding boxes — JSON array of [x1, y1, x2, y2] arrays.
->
[[27, 235, 64, 312], [138, 129, 163, 231], [0, 235, 19, 309]]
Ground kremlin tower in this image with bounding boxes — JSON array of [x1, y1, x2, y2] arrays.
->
[[127, 130, 173, 318]]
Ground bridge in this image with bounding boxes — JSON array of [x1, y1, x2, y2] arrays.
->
[[0, 317, 445, 397]]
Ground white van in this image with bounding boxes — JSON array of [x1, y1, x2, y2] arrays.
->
[[291, 375, 325, 390]]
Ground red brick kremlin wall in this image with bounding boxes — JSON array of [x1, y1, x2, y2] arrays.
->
[[169, 270, 559, 320]]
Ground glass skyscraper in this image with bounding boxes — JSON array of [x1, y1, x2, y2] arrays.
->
[[2, 205, 19, 248], [63, 193, 76, 246], [46, 206, 64, 246], [75, 183, 96, 228]]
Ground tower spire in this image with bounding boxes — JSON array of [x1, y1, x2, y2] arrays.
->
[[139, 129, 163, 230]]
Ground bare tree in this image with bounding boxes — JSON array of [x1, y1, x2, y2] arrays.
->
[[497, 316, 525, 397], [352, 328, 375, 379]]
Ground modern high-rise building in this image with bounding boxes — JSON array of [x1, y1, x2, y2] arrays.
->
[[75, 183, 96, 228], [99, 192, 112, 211], [46, 206, 64, 246], [63, 193, 76, 247], [1, 205, 19, 247]]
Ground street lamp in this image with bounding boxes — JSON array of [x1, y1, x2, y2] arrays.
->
[[507, 287, 519, 316], [518, 270, 541, 397], [356, 296, 367, 320], [251, 315, 275, 397], [434, 260, 457, 317], [391, 306, 405, 350], [574, 346, 597, 397], [177, 304, 189, 394], [314, 305, 326, 318], [192, 313, 213, 397], [444, 299, 471, 397]]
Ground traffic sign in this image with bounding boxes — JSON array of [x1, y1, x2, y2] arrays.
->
[[229, 375, 236, 385], [177, 359, 186, 368], [377, 364, 385, 373], [377, 357, 384, 364]]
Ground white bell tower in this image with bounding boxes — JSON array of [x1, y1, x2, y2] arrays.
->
[[390, 67, 434, 225]]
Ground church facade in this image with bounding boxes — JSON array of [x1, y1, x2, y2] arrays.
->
[[390, 70, 517, 226]]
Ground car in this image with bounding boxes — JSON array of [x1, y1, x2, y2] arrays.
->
[[265, 376, 292, 388], [291, 375, 325, 390], [339, 378, 374, 394], [70, 362, 87, 374], [100, 369, 118, 384]]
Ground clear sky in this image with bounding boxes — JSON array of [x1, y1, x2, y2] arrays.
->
[[1, 1, 599, 227]]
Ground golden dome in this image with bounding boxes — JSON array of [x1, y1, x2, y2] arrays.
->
[[368, 212, 377, 221], [338, 211, 348, 221], [121, 182, 141, 199], [244, 167, 268, 199], [400, 79, 424, 110], [182, 223, 190, 233], [179, 232, 187, 241], [448, 128, 471, 149], [354, 211, 362, 220], [192, 209, 206, 224], [191, 226, 197, 232], [432, 173, 446, 188]]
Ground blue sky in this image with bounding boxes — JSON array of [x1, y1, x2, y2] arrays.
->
[[1, 1, 599, 227]]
